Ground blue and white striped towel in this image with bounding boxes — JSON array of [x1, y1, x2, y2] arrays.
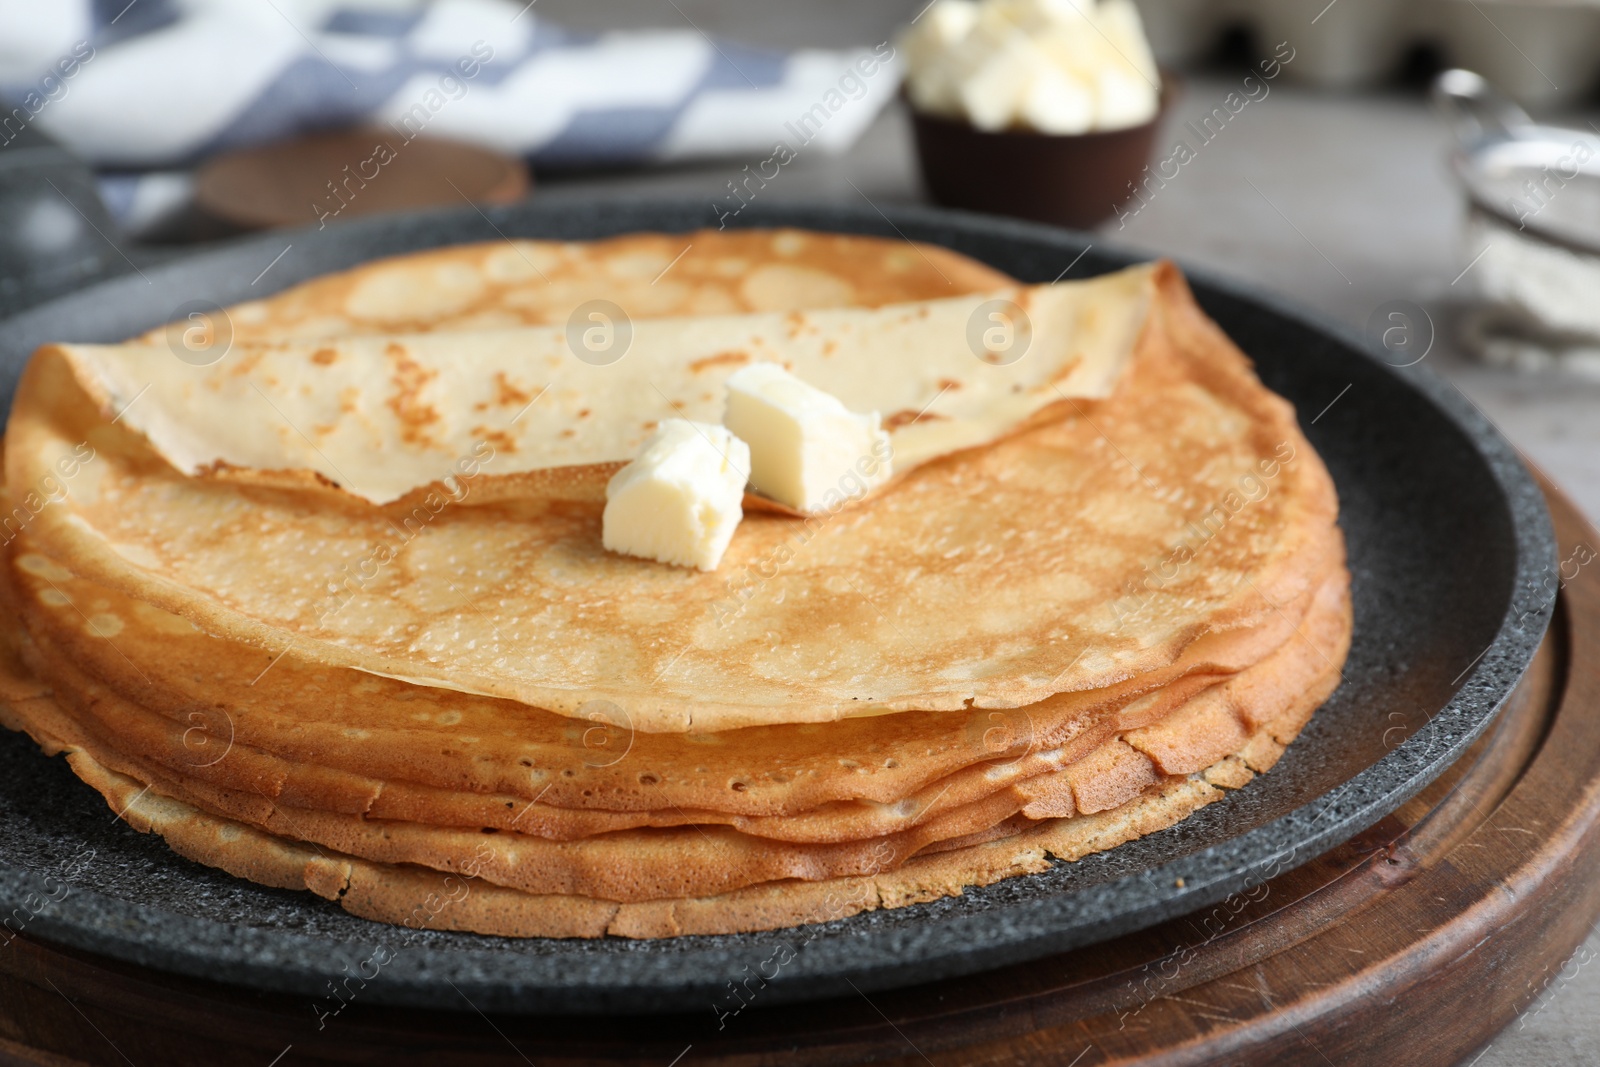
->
[[0, 0, 901, 226]]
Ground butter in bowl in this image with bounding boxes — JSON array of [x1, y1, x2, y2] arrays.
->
[[901, 0, 1168, 229]]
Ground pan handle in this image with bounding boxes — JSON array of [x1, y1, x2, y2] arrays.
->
[[1432, 69, 1531, 145]]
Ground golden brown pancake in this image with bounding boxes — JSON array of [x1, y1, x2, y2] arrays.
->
[[0, 229, 1351, 938], [0, 567, 1348, 933], [140, 229, 1012, 344], [0, 562, 1342, 901], [3, 264, 1337, 732], [4, 533, 1332, 823]]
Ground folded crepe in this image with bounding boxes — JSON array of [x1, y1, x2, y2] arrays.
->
[[54, 267, 1152, 505]]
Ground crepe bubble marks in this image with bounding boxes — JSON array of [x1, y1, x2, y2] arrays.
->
[[0, 442, 95, 551], [708, 434, 894, 627]]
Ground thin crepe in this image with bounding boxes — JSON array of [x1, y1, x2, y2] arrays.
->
[[0, 568, 1349, 902], [0, 569, 1347, 932], [0, 230, 1352, 937], [3, 265, 1340, 732], [144, 229, 1014, 343], [51, 266, 1154, 505], [3, 533, 1335, 826]]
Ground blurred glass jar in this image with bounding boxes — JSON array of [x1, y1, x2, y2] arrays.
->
[[1436, 68, 1600, 377]]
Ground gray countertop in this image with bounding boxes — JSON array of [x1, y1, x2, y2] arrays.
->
[[529, 3, 1600, 1063]]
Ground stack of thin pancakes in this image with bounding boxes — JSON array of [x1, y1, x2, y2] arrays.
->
[[0, 230, 1349, 938]]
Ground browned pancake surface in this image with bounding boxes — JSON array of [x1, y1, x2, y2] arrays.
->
[[0, 230, 1352, 937]]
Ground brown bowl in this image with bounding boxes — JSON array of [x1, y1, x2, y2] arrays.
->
[[908, 80, 1172, 229]]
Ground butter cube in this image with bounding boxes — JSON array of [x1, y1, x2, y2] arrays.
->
[[603, 419, 750, 571], [723, 362, 892, 514]]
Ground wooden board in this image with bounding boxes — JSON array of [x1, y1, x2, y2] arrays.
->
[[0, 473, 1594, 1067]]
